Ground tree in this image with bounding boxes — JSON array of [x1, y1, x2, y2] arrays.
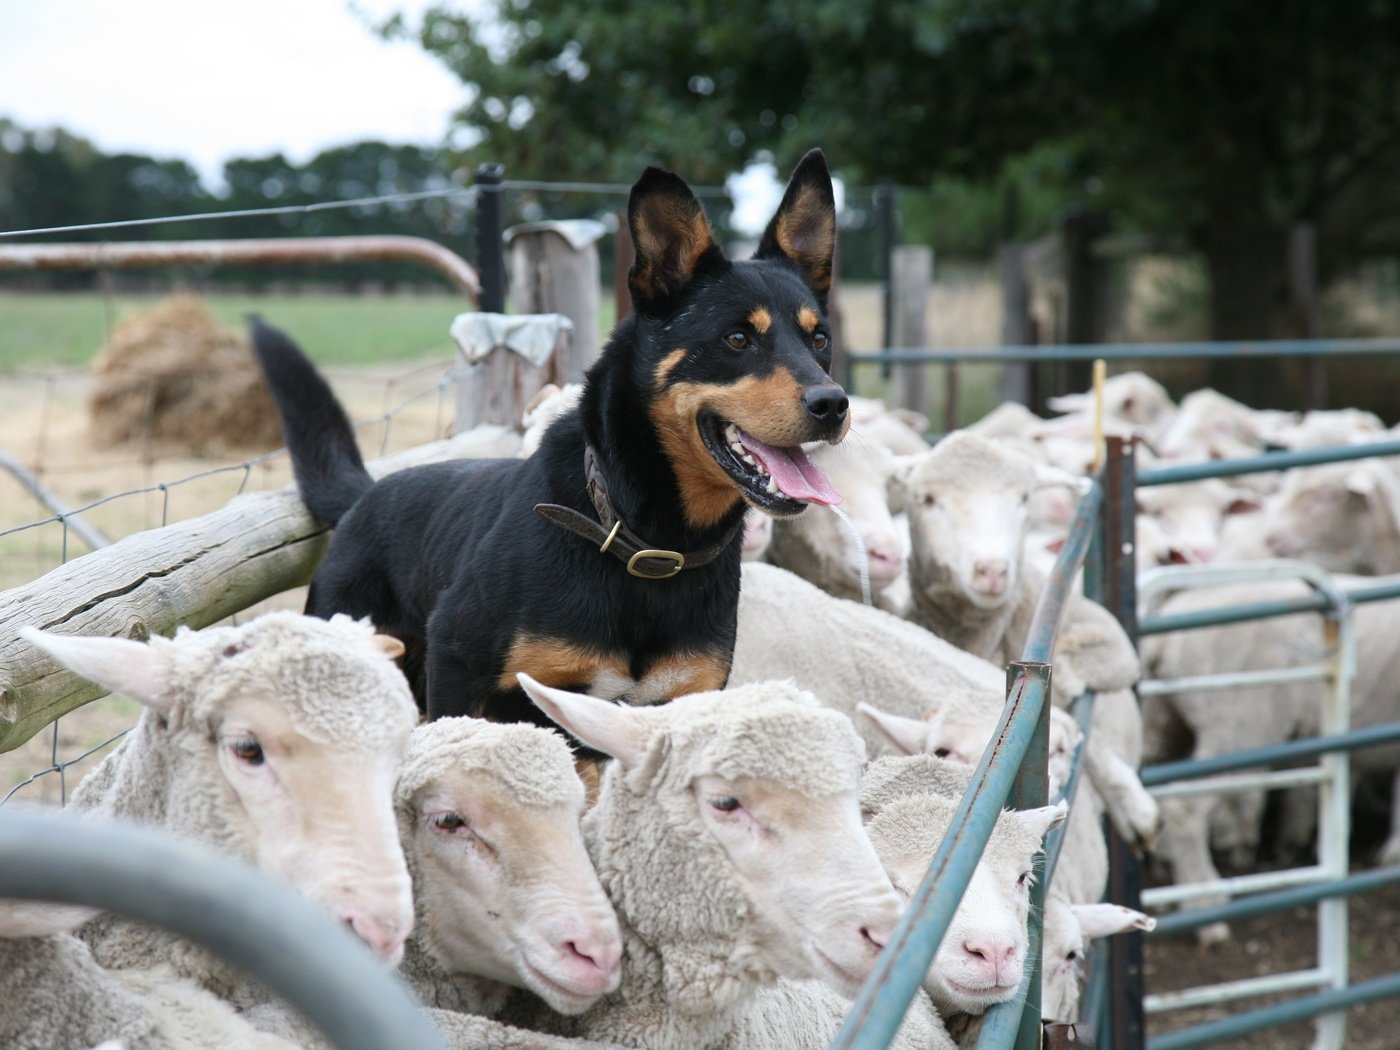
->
[[396, 0, 1400, 399]]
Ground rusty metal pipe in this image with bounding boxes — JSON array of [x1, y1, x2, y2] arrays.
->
[[0, 237, 481, 301]]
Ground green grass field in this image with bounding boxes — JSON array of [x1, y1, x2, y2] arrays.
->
[[0, 290, 511, 369]]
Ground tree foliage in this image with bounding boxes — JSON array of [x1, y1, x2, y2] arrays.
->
[[399, 0, 1400, 344]]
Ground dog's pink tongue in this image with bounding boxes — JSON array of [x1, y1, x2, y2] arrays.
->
[[737, 429, 843, 506]]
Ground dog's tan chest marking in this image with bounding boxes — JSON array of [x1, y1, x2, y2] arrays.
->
[[500, 632, 728, 705], [592, 650, 730, 706]]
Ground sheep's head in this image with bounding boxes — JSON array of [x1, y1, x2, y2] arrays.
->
[[395, 717, 621, 1015], [519, 674, 901, 1004], [866, 794, 1065, 1017], [894, 432, 1068, 611], [1261, 462, 1400, 573], [1041, 893, 1155, 1023], [769, 441, 908, 593], [21, 613, 417, 965]]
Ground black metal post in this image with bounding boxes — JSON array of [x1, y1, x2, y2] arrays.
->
[[475, 163, 506, 313]]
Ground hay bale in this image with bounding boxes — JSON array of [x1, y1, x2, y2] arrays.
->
[[87, 296, 284, 455]]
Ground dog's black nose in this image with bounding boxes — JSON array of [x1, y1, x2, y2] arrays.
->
[[802, 385, 849, 426]]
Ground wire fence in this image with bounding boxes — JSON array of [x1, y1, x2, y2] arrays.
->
[[0, 349, 467, 807]]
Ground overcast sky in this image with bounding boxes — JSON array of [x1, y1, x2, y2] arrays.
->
[[0, 0, 468, 188]]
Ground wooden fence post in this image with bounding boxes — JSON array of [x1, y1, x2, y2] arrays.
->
[[891, 245, 932, 418], [504, 220, 606, 380], [451, 313, 573, 432]]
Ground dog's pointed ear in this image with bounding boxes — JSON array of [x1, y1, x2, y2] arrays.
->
[[755, 149, 837, 304], [628, 167, 723, 315]]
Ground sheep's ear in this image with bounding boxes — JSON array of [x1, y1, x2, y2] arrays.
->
[[754, 149, 836, 303], [1346, 468, 1379, 500], [1071, 902, 1157, 938], [1016, 799, 1069, 841], [856, 702, 928, 756], [1045, 392, 1089, 415], [517, 673, 651, 770], [627, 167, 723, 316], [370, 633, 406, 660], [1032, 462, 1092, 495], [20, 626, 175, 715], [886, 454, 921, 513]]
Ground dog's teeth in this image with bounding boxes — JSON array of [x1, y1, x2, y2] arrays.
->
[[765, 477, 779, 494], [724, 423, 740, 443]]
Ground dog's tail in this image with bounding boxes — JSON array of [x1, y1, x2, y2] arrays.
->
[[251, 318, 373, 527]]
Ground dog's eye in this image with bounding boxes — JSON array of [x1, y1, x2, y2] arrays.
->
[[812, 332, 829, 351], [724, 331, 750, 350]]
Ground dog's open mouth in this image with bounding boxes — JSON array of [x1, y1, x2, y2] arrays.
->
[[699, 412, 842, 515]]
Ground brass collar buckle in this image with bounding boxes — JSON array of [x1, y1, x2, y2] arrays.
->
[[627, 549, 686, 579]]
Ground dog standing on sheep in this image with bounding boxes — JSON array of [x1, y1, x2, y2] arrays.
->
[[253, 151, 850, 748]]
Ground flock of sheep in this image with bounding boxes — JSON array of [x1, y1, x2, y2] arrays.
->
[[5, 368, 1394, 1049]]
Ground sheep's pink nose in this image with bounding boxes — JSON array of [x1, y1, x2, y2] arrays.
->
[[341, 910, 407, 964], [558, 932, 623, 994], [861, 924, 889, 954], [963, 937, 1018, 983], [972, 559, 1009, 595]]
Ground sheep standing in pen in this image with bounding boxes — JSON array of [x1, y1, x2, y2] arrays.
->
[[391, 716, 622, 1016], [1250, 457, 1400, 573], [1039, 892, 1155, 1025], [728, 562, 1004, 759], [856, 698, 1108, 907], [19, 613, 419, 1007], [0, 903, 299, 1050], [1141, 576, 1400, 941], [858, 754, 1066, 1044], [893, 431, 1159, 849], [764, 439, 908, 606], [512, 673, 951, 1050]]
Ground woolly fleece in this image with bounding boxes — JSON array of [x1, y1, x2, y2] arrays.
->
[[67, 611, 417, 1005], [529, 680, 874, 1049]]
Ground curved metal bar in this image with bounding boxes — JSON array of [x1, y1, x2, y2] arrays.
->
[[0, 810, 444, 1050], [0, 237, 482, 300]]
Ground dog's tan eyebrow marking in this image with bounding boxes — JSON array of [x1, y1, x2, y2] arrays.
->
[[653, 348, 687, 388], [797, 306, 820, 332], [747, 307, 773, 334]]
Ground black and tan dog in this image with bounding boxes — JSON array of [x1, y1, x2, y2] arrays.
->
[[253, 149, 848, 740]]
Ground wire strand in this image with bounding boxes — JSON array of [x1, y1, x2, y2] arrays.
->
[[0, 186, 479, 240]]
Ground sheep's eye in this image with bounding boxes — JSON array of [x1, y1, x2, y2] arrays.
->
[[709, 795, 742, 813], [724, 331, 750, 350], [933, 747, 952, 759], [1017, 871, 1031, 887], [922, 492, 937, 507], [431, 812, 468, 833], [1066, 949, 1079, 962], [812, 331, 829, 351], [229, 739, 264, 766]]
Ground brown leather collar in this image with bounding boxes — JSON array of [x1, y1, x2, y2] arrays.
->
[[534, 445, 742, 580]]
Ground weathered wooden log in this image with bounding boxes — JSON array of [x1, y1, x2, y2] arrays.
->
[[0, 425, 520, 754]]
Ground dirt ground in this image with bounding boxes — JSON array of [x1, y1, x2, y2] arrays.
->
[[1144, 878, 1400, 1048]]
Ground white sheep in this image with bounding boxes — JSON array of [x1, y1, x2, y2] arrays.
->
[[1045, 371, 1177, 448], [521, 382, 585, 457], [513, 673, 950, 1050], [848, 396, 930, 455], [893, 431, 1159, 849], [392, 716, 622, 1017], [1142, 575, 1400, 940], [20, 613, 419, 1006], [729, 562, 1004, 759], [856, 701, 1108, 909], [0, 903, 296, 1050], [765, 439, 908, 604], [1039, 892, 1155, 1025], [1252, 458, 1400, 574], [1156, 388, 1293, 464], [858, 755, 1066, 1029], [1135, 478, 1260, 566]]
